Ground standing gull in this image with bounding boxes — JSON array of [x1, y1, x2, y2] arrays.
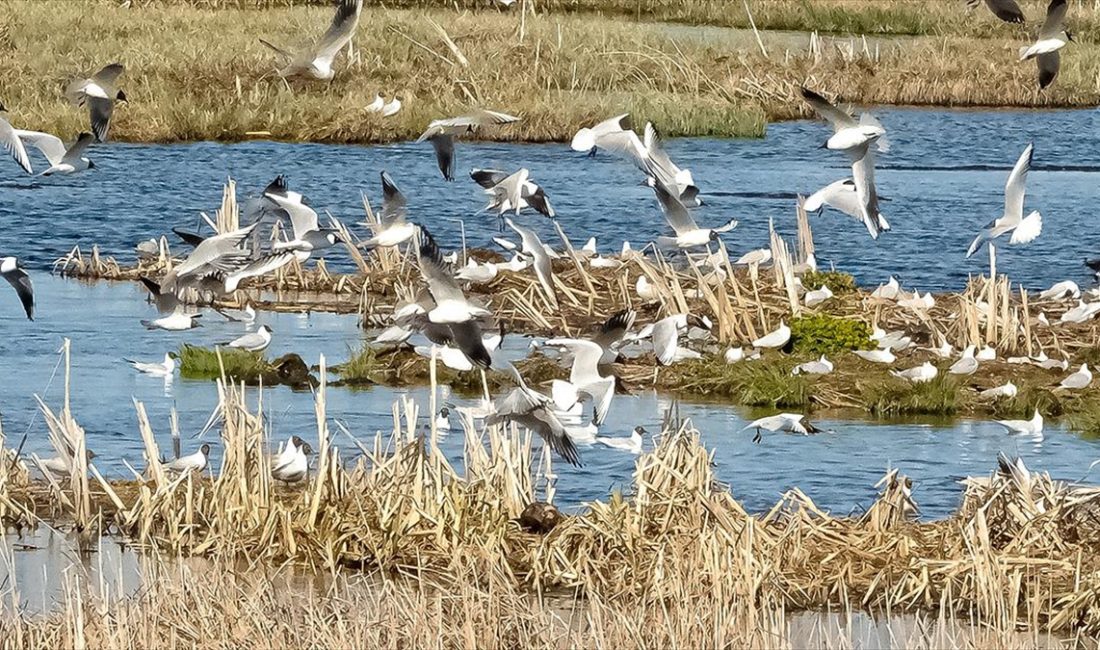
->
[[416, 109, 520, 181], [260, 0, 363, 80], [65, 63, 127, 142], [164, 444, 211, 474], [966, 143, 1042, 260], [221, 325, 273, 352]]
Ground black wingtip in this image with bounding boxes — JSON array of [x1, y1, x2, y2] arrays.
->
[[558, 436, 583, 468], [800, 86, 824, 102], [601, 308, 636, 334], [264, 175, 288, 196]]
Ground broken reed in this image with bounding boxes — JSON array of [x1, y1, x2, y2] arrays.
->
[[3, 0, 1100, 145]]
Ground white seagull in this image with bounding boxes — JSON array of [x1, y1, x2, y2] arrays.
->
[[1038, 280, 1079, 301], [891, 362, 938, 384], [948, 345, 979, 375], [260, 0, 362, 80], [15, 131, 96, 175], [979, 381, 1017, 399], [793, 356, 833, 376], [1, 257, 34, 320], [272, 441, 312, 483], [65, 63, 126, 142], [594, 426, 646, 454], [1056, 363, 1091, 391], [1019, 0, 1072, 89], [221, 325, 273, 352], [142, 308, 202, 331], [997, 409, 1043, 435], [417, 109, 520, 181], [362, 171, 416, 248], [804, 284, 833, 308], [752, 320, 791, 350], [742, 413, 821, 444], [803, 178, 890, 239], [543, 338, 617, 426], [126, 353, 177, 378], [505, 218, 557, 308], [648, 177, 735, 249], [164, 444, 211, 474], [966, 143, 1042, 259]]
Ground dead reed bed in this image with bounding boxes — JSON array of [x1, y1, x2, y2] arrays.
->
[[4, 372, 1100, 641], [2, 0, 1099, 145]]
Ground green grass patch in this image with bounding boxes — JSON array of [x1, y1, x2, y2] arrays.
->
[[790, 314, 873, 357], [178, 344, 272, 382], [663, 356, 814, 409], [865, 374, 958, 416], [801, 270, 857, 295]]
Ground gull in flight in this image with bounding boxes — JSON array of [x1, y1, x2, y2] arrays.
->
[[803, 179, 890, 239], [65, 63, 127, 142], [595, 426, 646, 454], [263, 176, 343, 260], [125, 353, 177, 378], [591, 308, 636, 364], [413, 329, 502, 372], [16, 131, 96, 175], [415, 227, 493, 368], [742, 413, 821, 444], [891, 361, 938, 383], [487, 362, 582, 467], [416, 109, 520, 181], [967, 0, 1025, 23], [164, 443, 211, 474], [260, 0, 362, 80], [572, 116, 700, 204], [966, 143, 1042, 259], [505, 218, 558, 308], [221, 325, 273, 352], [543, 338, 618, 425], [753, 320, 790, 350], [647, 177, 735, 249], [801, 87, 889, 155], [0, 105, 32, 173], [362, 171, 416, 248], [159, 223, 259, 293], [1, 257, 34, 320], [997, 409, 1043, 435], [471, 168, 555, 221], [1055, 363, 1091, 391], [1019, 0, 1072, 89]]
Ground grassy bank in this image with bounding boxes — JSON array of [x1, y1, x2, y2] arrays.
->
[[2, 0, 1099, 144]]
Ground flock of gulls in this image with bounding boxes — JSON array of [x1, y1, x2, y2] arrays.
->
[[0, 0, 1092, 476]]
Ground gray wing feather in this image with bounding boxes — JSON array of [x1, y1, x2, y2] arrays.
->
[[0, 119, 33, 173], [312, 0, 363, 65], [800, 87, 857, 130], [2, 265, 34, 320]]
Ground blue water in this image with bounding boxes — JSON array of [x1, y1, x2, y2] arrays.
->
[[2, 107, 1099, 290], [0, 275, 1096, 521], [2, 107, 1100, 520]]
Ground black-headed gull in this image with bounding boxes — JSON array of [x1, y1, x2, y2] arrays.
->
[[259, 0, 362, 80], [65, 63, 126, 142], [1019, 0, 1072, 89]]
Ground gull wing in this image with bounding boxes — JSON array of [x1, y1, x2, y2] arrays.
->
[[0, 119, 33, 173], [92, 63, 125, 88], [649, 178, 698, 236], [642, 122, 683, 185], [447, 320, 492, 369], [1037, 50, 1060, 89], [0, 259, 34, 320], [87, 96, 116, 142], [545, 338, 604, 387], [379, 170, 407, 226], [981, 0, 1025, 23], [1004, 143, 1033, 223], [1039, 0, 1068, 40], [592, 308, 636, 352], [224, 252, 296, 292], [428, 133, 455, 181], [175, 224, 258, 277], [416, 227, 465, 304], [470, 168, 510, 189], [311, 0, 362, 67], [268, 194, 319, 238], [595, 129, 647, 171], [62, 132, 95, 166], [850, 147, 884, 239], [14, 129, 64, 167], [488, 390, 581, 467], [1009, 210, 1042, 245], [800, 87, 856, 130], [651, 317, 679, 365], [139, 276, 181, 314]]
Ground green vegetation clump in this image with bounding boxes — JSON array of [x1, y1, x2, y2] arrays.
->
[[664, 356, 814, 409], [801, 270, 857, 295], [178, 345, 272, 382], [865, 375, 958, 416], [790, 314, 873, 357]]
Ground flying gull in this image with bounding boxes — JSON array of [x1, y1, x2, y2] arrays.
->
[[65, 63, 127, 142], [260, 0, 362, 80], [416, 109, 520, 181]]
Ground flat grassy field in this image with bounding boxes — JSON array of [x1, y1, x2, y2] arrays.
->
[[0, 0, 1097, 143]]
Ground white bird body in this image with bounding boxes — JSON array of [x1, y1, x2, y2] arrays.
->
[[804, 284, 833, 307], [636, 275, 660, 300], [997, 409, 1043, 435], [366, 94, 384, 113], [892, 362, 938, 383], [164, 445, 210, 474], [1038, 280, 1079, 301], [793, 356, 833, 376], [455, 259, 499, 284], [223, 325, 273, 352], [543, 338, 616, 425], [753, 320, 790, 350], [870, 277, 900, 300], [142, 309, 202, 331], [127, 353, 176, 377], [854, 349, 895, 364], [1059, 300, 1100, 324], [724, 347, 745, 364], [803, 179, 891, 237], [980, 381, 1017, 399], [594, 426, 645, 454], [949, 346, 979, 375], [742, 413, 820, 441], [382, 98, 402, 117], [1058, 363, 1092, 391], [975, 346, 997, 361], [272, 443, 309, 483], [966, 143, 1042, 258], [734, 249, 771, 267], [1020, 37, 1067, 61], [15, 130, 96, 175]]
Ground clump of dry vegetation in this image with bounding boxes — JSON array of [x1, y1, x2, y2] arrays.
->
[[2, 0, 1099, 144]]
